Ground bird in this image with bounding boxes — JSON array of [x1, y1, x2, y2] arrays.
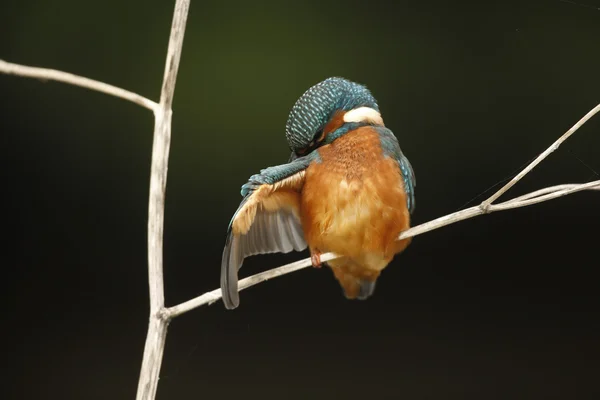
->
[[220, 77, 416, 309]]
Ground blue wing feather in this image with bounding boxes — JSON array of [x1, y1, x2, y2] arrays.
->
[[221, 152, 318, 309], [375, 126, 416, 214]]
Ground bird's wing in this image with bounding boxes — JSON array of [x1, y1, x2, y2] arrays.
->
[[221, 152, 319, 309], [375, 126, 416, 214]]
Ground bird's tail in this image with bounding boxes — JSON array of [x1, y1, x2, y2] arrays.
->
[[328, 258, 380, 300], [357, 280, 377, 300]]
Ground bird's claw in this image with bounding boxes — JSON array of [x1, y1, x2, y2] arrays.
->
[[311, 250, 322, 268]]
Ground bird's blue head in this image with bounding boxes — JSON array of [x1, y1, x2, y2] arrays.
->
[[285, 77, 384, 158]]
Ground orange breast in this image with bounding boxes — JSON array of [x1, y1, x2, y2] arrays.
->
[[300, 127, 411, 272]]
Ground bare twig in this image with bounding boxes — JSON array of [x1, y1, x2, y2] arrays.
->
[[163, 250, 342, 319], [163, 104, 600, 317], [0, 59, 158, 112], [490, 180, 600, 211], [163, 180, 600, 318], [481, 103, 600, 207], [135, 1, 190, 400]]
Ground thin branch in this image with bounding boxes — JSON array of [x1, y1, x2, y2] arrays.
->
[[163, 180, 600, 318], [163, 103, 600, 318], [136, 1, 190, 400], [163, 251, 341, 319], [0, 59, 158, 112], [489, 180, 600, 211], [481, 103, 600, 207], [502, 183, 597, 204]]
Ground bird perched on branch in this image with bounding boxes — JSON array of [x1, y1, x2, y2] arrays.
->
[[221, 77, 416, 309]]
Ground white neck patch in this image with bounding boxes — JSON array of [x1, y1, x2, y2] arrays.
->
[[343, 107, 384, 126]]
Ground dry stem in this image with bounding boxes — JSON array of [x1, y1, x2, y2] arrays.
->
[[135, 1, 190, 399], [0, 59, 158, 112], [163, 179, 599, 318], [482, 103, 600, 207]]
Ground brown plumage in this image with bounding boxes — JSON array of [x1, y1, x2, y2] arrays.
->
[[231, 172, 305, 236], [300, 126, 411, 299]]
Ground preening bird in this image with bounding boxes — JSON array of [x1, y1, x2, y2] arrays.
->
[[221, 77, 416, 309]]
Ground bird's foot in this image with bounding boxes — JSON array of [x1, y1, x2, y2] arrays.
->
[[310, 249, 322, 268]]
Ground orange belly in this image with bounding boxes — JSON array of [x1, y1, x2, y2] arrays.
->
[[300, 127, 411, 298]]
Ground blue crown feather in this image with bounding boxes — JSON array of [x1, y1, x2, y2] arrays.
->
[[285, 77, 379, 152]]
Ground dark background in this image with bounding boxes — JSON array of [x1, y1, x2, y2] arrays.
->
[[1, 0, 599, 399]]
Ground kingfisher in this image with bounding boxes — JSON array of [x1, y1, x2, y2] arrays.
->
[[220, 77, 416, 309]]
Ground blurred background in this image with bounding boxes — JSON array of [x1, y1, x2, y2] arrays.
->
[[1, 0, 599, 398]]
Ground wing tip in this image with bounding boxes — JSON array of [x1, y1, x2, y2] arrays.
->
[[220, 232, 241, 310], [222, 291, 240, 309]]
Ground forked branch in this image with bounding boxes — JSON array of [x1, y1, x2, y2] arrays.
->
[[136, 1, 190, 400], [0, 2, 191, 398]]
